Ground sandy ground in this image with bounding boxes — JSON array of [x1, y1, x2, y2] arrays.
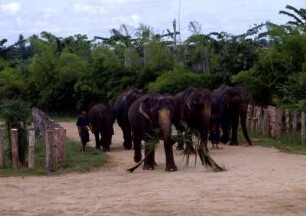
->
[[0, 122, 305, 216]]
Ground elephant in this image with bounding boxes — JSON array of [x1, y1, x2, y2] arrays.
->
[[128, 93, 177, 172], [172, 88, 211, 152], [211, 85, 252, 146], [114, 88, 147, 150], [88, 104, 115, 152]]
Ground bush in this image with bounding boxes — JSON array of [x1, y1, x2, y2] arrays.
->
[[147, 67, 215, 94], [0, 99, 31, 164]]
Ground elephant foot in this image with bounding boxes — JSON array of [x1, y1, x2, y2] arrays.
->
[[103, 146, 110, 152], [134, 154, 142, 163], [123, 142, 132, 150], [165, 165, 178, 172], [143, 164, 155, 170], [229, 142, 239, 146], [176, 145, 184, 150]]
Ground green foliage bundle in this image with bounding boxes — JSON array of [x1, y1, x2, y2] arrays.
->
[[0, 99, 31, 164]]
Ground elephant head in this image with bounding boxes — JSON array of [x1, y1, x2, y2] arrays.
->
[[185, 88, 211, 151]]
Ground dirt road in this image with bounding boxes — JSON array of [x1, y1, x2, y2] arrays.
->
[[0, 122, 305, 216]]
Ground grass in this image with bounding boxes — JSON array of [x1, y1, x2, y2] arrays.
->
[[0, 136, 108, 177], [238, 130, 306, 155], [50, 114, 75, 122]]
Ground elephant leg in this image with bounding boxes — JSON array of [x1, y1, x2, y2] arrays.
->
[[164, 142, 177, 172], [221, 121, 230, 144], [122, 124, 133, 150], [133, 134, 142, 163], [230, 113, 239, 145], [143, 141, 155, 170], [240, 111, 252, 145], [94, 132, 101, 149]]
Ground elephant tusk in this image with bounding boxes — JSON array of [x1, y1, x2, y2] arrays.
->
[[139, 103, 150, 120]]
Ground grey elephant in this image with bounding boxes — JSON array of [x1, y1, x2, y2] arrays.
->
[[128, 93, 177, 171], [114, 88, 147, 149], [211, 85, 252, 146], [88, 104, 115, 152]]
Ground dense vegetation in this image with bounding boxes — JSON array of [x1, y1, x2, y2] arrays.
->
[[0, 4, 305, 113]]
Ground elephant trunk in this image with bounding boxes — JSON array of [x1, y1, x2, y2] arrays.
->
[[240, 111, 252, 145], [159, 108, 177, 171], [200, 103, 211, 151], [158, 109, 172, 142]]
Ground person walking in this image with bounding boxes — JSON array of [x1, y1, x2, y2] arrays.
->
[[76, 109, 92, 152]]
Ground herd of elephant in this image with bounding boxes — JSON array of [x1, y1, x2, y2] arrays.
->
[[88, 85, 252, 172]]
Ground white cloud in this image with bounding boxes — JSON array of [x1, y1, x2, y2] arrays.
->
[[0, 1, 21, 13], [74, 2, 105, 15], [111, 13, 141, 26], [16, 16, 23, 25]]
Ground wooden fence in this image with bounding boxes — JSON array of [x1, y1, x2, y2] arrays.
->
[[0, 108, 66, 171], [247, 105, 306, 144]]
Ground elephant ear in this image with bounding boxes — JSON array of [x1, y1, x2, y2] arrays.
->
[[139, 96, 153, 120]]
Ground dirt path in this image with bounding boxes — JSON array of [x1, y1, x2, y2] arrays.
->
[[0, 122, 306, 216]]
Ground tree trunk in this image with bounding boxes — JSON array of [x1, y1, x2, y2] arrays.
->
[[28, 129, 35, 169], [0, 128, 4, 167], [10, 129, 19, 169]]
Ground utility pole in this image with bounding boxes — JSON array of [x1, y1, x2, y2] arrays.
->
[[173, 19, 177, 49]]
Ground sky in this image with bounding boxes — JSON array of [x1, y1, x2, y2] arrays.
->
[[0, 0, 305, 44]]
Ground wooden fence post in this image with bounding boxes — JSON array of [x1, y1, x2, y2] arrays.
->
[[59, 128, 66, 165], [10, 129, 19, 169], [275, 108, 282, 139], [263, 108, 271, 136], [292, 110, 297, 139], [45, 129, 54, 171], [0, 128, 4, 167], [301, 111, 305, 145], [54, 128, 61, 167], [247, 105, 252, 130], [28, 129, 35, 169], [285, 109, 290, 135]]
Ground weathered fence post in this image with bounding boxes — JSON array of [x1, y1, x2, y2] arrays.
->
[[45, 129, 54, 171], [275, 108, 282, 139], [0, 128, 4, 167], [59, 128, 66, 165], [253, 106, 261, 134], [10, 129, 19, 169], [53, 128, 61, 167], [292, 110, 297, 139], [263, 108, 271, 136], [285, 109, 290, 135], [301, 111, 305, 145], [247, 105, 252, 130], [28, 129, 35, 169]]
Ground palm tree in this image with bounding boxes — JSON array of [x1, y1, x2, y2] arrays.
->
[[279, 5, 306, 26]]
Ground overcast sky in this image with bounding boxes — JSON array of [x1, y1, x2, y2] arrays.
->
[[0, 0, 305, 44]]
